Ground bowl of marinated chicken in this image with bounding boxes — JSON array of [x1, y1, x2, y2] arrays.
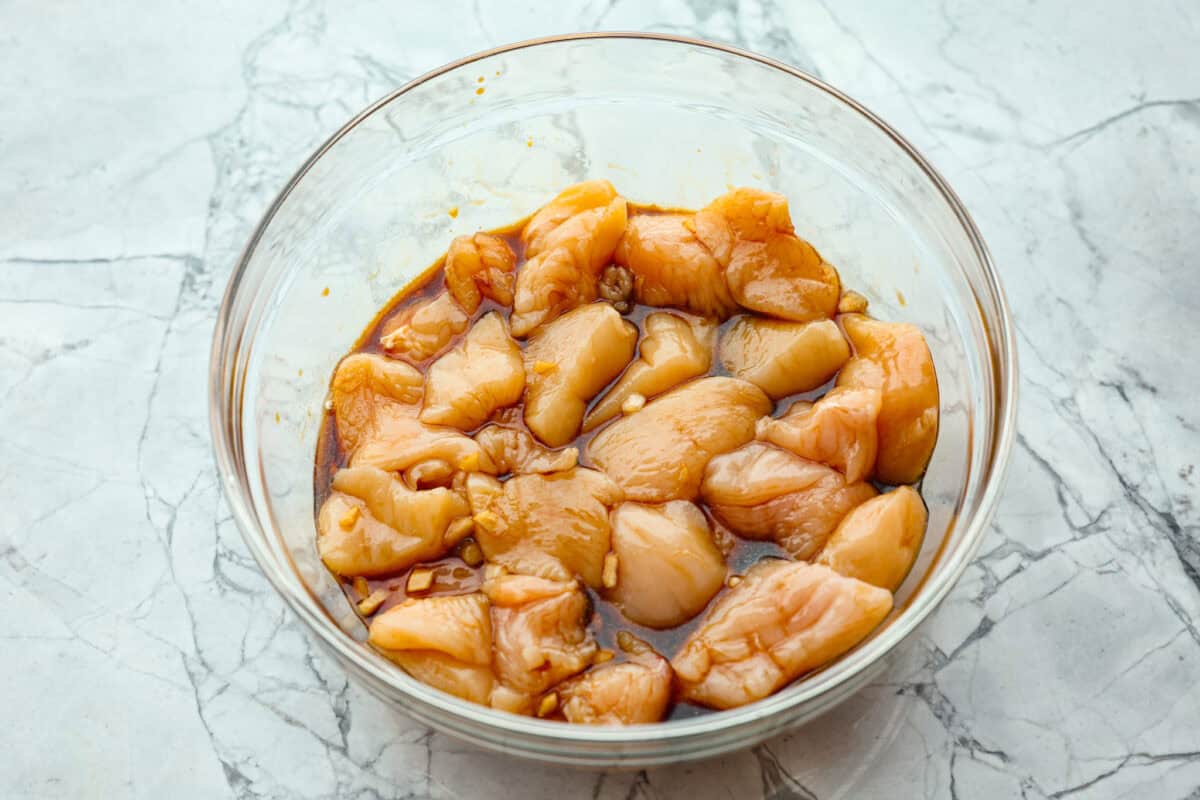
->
[[210, 33, 1017, 767]]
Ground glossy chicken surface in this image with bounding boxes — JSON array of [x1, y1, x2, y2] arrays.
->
[[558, 636, 672, 724], [329, 353, 423, 453], [379, 291, 470, 364], [692, 188, 841, 322], [702, 443, 877, 559], [420, 311, 524, 430], [719, 317, 850, 400], [510, 180, 628, 337], [484, 573, 597, 702], [583, 312, 715, 432], [606, 501, 726, 628], [473, 467, 622, 588], [473, 424, 578, 475], [349, 403, 490, 475], [444, 233, 517, 314], [837, 314, 939, 484], [522, 302, 637, 447], [587, 377, 771, 503], [314, 181, 939, 724], [672, 560, 892, 709], [318, 466, 470, 576], [369, 594, 494, 704], [815, 486, 927, 591], [756, 387, 882, 483], [614, 213, 739, 318]]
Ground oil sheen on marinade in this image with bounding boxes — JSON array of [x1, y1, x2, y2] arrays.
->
[[313, 185, 938, 724]]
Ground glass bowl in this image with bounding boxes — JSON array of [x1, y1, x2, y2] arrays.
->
[[209, 33, 1017, 768]]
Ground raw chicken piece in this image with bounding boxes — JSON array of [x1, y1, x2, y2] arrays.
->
[[329, 353, 423, 453], [614, 213, 739, 319], [672, 560, 892, 709], [605, 501, 726, 628], [368, 594, 494, 705], [350, 403, 493, 475], [473, 468, 622, 587], [582, 312, 716, 432], [332, 352, 495, 473], [756, 387, 882, 483], [692, 187, 841, 322], [836, 314, 939, 484], [522, 180, 625, 263], [388, 652, 494, 706], [380, 292, 470, 364], [719, 317, 850, 400], [701, 443, 877, 559], [510, 180, 628, 336], [522, 303, 637, 447], [484, 573, 597, 697], [586, 377, 771, 503], [815, 486, 927, 591], [559, 637, 672, 724], [444, 233, 517, 313], [474, 424, 578, 475], [420, 312, 525, 430], [369, 593, 492, 663], [317, 466, 470, 576], [402, 458, 457, 490]]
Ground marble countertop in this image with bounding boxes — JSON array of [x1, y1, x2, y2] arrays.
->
[[3, 1, 1198, 798]]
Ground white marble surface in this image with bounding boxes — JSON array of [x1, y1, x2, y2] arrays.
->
[[2, 1, 1198, 797]]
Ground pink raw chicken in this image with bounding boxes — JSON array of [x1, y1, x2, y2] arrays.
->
[[756, 386, 882, 483], [379, 292, 470, 364], [316, 466, 470, 577], [672, 560, 892, 709], [473, 467, 623, 588], [836, 314, 939, 485], [444, 232, 517, 313], [368, 594, 495, 705], [558, 636, 672, 725], [692, 187, 841, 322], [701, 442, 877, 560], [484, 573, 597, 709], [586, 377, 771, 503], [510, 180, 628, 337]]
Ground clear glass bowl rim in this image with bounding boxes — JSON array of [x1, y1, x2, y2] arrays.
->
[[209, 32, 1018, 756]]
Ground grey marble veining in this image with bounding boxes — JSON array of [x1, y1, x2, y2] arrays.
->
[[1, 1, 1198, 798]]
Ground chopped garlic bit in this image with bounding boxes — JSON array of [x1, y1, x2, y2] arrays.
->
[[323, 398, 334, 412], [532, 360, 557, 375], [338, 505, 361, 531], [537, 692, 559, 717], [594, 649, 615, 664], [459, 540, 484, 567], [602, 553, 619, 589], [726, 575, 743, 588], [620, 393, 646, 415], [483, 563, 507, 580], [356, 589, 389, 616], [352, 576, 370, 599], [615, 630, 637, 653], [407, 568, 435, 594]]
